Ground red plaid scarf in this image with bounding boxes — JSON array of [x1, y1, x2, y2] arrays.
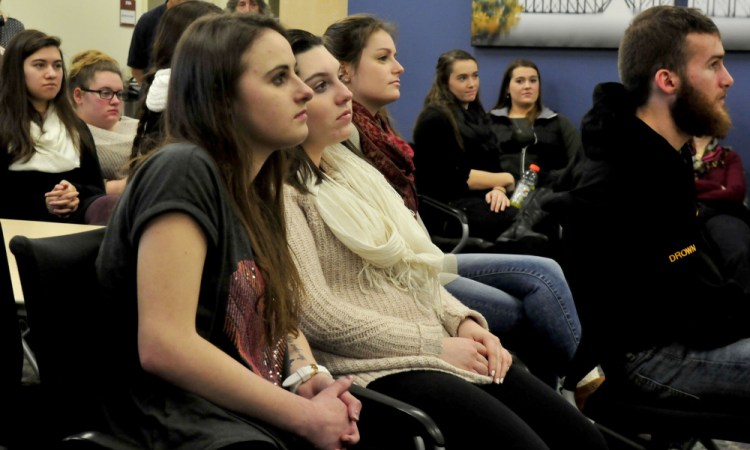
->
[[352, 101, 419, 213]]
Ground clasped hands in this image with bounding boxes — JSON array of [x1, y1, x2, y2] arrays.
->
[[441, 318, 512, 384], [296, 373, 361, 450], [45, 179, 79, 218]]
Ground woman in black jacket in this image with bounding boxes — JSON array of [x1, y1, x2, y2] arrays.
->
[[0, 30, 103, 223], [413, 49, 518, 242], [488, 59, 583, 242]]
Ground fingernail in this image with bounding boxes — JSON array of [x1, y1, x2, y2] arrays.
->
[[490, 370, 496, 377], [499, 377, 504, 384]]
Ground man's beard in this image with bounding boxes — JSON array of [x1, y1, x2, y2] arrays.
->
[[671, 79, 732, 138]]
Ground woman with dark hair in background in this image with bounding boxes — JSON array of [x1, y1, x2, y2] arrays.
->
[[225, 0, 269, 14], [489, 59, 583, 242], [414, 49, 519, 243], [0, 30, 104, 223], [96, 14, 359, 449], [130, 0, 222, 159], [323, 14, 583, 389], [692, 135, 750, 293]]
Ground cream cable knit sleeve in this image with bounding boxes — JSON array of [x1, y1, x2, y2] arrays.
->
[[285, 186, 444, 358], [284, 186, 492, 386]]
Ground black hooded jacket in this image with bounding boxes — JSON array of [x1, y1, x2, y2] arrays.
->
[[552, 83, 750, 361]]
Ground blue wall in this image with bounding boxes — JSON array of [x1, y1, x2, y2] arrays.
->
[[349, 0, 750, 188]]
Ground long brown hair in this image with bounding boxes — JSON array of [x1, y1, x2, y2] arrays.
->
[[422, 49, 483, 151], [164, 13, 302, 342], [493, 59, 543, 121], [0, 30, 88, 164]]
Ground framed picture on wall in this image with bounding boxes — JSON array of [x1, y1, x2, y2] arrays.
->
[[470, 0, 750, 50]]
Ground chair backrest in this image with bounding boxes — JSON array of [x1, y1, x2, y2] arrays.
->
[[0, 223, 22, 390], [0, 223, 24, 447], [10, 228, 108, 441]]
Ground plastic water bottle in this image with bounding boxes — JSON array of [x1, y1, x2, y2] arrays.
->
[[509, 164, 540, 209]]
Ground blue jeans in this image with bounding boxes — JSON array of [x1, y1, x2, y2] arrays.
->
[[608, 339, 750, 409], [445, 253, 581, 387]]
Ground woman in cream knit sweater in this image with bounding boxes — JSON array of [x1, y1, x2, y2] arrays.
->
[[283, 29, 606, 449]]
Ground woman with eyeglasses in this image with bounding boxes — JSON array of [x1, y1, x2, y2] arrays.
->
[[69, 50, 137, 196], [0, 29, 104, 223]]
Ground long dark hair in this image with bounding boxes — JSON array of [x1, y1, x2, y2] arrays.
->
[[165, 13, 302, 342], [0, 30, 88, 163], [421, 49, 483, 151], [139, 1, 222, 103], [493, 59, 543, 121], [132, 1, 222, 159]]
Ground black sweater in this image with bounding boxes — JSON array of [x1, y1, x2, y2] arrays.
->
[[413, 104, 501, 203], [557, 83, 750, 359]]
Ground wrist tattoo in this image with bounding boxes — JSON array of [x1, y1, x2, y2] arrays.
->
[[287, 337, 308, 363]]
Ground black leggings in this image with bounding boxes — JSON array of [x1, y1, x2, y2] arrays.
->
[[367, 366, 607, 449]]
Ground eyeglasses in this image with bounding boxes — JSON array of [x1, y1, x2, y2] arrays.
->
[[80, 87, 126, 101]]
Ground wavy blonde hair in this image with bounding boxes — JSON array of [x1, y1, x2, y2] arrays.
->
[[68, 49, 123, 96]]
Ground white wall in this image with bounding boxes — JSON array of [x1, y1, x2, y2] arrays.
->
[[2, 0, 146, 77], [1, 0, 344, 78], [1, 0, 227, 78]]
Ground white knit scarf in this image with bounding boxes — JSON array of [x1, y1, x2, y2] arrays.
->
[[311, 143, 445, 313], [9, 105, 79, 173], [146, 68, 171, 113]]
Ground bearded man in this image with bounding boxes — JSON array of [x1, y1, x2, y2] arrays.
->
[[553, 5, 750, 411]]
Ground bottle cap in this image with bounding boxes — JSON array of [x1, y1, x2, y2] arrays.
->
[[529, 164, 540, 172]]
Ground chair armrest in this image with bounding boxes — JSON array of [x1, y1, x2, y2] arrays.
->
[[350, 384, 445, 449], [418, 195, 470, 254], [61, 431, 141, 450]]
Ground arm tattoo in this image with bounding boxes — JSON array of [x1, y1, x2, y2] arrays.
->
[[287, 336, 308, 364]]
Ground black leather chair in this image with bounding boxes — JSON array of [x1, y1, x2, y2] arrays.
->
[[10, 229, 445, 450], [584, 382, 750, 450], [0, 223, 26, 449], [9, 228, 138, 449]]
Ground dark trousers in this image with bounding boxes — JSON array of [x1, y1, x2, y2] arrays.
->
[[449, 196, 518, 241], [704, 213, 750, 293], [367, 367, 607, 449]]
